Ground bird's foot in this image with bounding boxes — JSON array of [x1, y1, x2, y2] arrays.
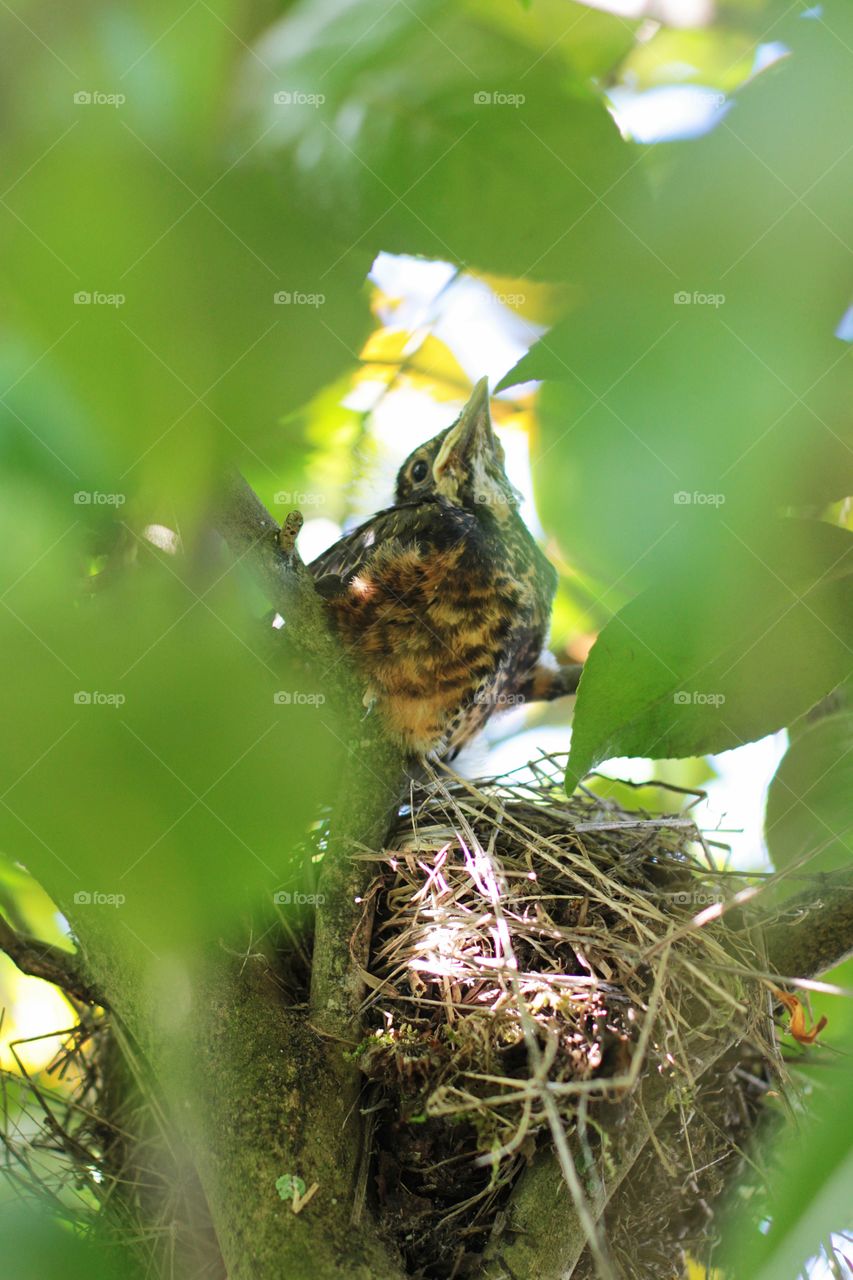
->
[[278, 509, 304, 555]]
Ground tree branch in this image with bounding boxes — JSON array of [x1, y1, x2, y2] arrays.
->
[[213, 469, 343, 674], [309, 747, 404, 1039], [212, 468, 405, 1245], [160, 952, 405, 1280], [2, 470, 409, 1280], [212, 469, 405, 1033], [0, 910, 105, 1006]]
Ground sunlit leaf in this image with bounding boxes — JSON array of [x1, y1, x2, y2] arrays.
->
[[565, 521, 853, 791]]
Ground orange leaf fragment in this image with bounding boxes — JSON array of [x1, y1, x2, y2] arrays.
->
[[765, 982, 828, 1045]]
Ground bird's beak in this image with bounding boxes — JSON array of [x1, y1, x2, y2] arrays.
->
[[434, 378, 496, 477]]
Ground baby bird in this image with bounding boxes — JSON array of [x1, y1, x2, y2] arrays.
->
[[309, 379, 579, 755]]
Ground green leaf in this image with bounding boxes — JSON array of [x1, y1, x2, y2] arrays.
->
[[275, 1174, 307, 1201], [723, 1027, 853, 1280], [507, 8, 853, 587], [565, 521, 853, 792], [765, 710, 853, 878], [238, 0, 631, 278], [2, 1206, 138, 1280], [0, 493, 345, 954], [0, 1, 373, 494]]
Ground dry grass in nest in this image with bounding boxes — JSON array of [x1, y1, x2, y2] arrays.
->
[[355, 754, 775, 1277]]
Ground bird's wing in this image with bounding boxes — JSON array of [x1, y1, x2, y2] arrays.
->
[[309, 500, 440, 585]]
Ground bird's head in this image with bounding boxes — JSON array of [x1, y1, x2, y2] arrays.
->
[[394, 378, 521, 518]]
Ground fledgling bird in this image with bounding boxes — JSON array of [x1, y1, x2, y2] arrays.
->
[[309, 379, 579, 756]]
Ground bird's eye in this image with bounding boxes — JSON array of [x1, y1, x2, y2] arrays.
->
[[411, 459, 430, 484]]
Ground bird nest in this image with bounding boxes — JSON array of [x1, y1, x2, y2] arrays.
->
[[354, 757, 775, 1277], [0, 754, 778, 1280]]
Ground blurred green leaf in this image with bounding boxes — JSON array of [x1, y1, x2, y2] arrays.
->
[[765, 710, 853, 878], [509, 7, 852, 586], [0, 0, 373, 498], [0, 1205, 138, 1280], [565, 521, 853, 791], [0, 502, 344, 953], [621, 22, 758, 92], [238, 0, 631, 279], [464, 0, 638, 80], [723, 1025, 853, 1280]]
